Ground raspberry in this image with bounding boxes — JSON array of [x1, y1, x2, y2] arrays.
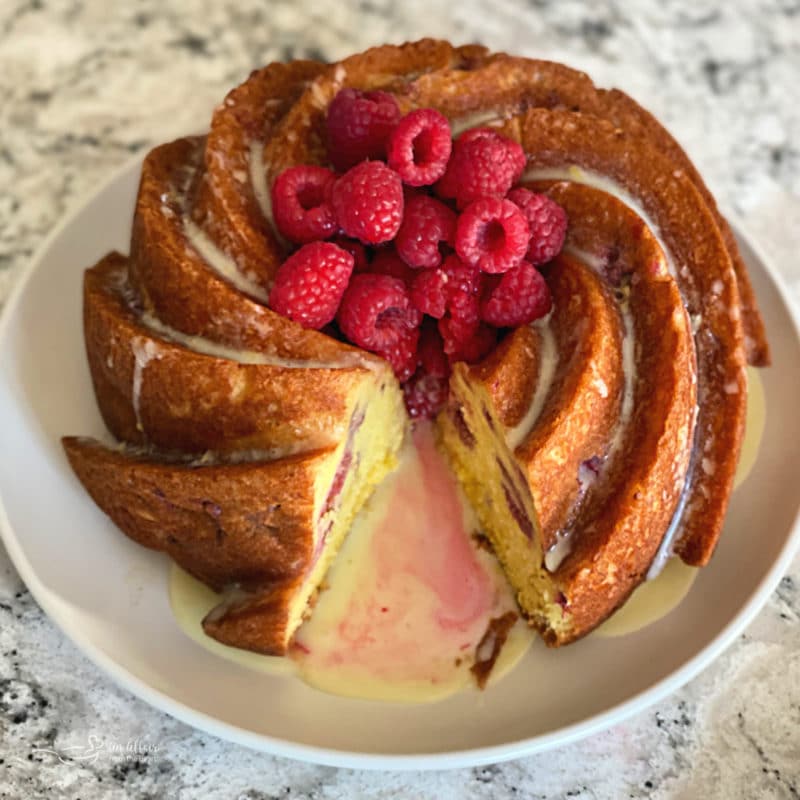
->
[[412, 255, 482, 356], [387, 108, 452, 187], [445, 321, 497, 363], [457, 127, 501, 145], [330, 237, 369, 273], [436, 128, 526, 209], [269, 242, 354, 329], [442, 285, 480, 343], [325, 88, 401, 172], [395, 194, 456, 270], [410, 266, 449, 318], [438, 305, 479, 357], [377, 327, 420, 382], [507, 188, 568, 265], [337, 273, 422, 357], [481, 260, 552, 327], [455, 197, 530, 274], [410, 254, 481, 320], [331, 161, 404, 245], [403, 369, 449, 419], [417, 319, 450, 379], [271, 165, 337, 243], [369, 248, 416, 285]]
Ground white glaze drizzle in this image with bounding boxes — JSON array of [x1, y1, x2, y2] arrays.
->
[[646, 402, 701, 578], [108, 438, 305, 465], [521, 165, 679, 282], [544, 534, 573, 573], [130, 338, 162, 432], [202, 586, 253, 623], [183, 218, 270, 303], [189, 445, 306, 465], [248, 139, 289, 249], [248, 140, 271, 222], [450, 110, 504, 137], [139, 311, 359, 370], [506, 314, 557, 450], [606, 302, 637, 462]]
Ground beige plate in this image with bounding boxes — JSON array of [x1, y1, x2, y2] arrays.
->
[[1, 154, 799, 770]]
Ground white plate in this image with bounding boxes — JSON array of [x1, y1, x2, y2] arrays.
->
[[1, 154, 800, 771]]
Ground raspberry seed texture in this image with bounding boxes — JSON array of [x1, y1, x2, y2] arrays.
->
[[507, 188, 568, 265], [331, 161, 404, 245], [396, 194, 456, 269], [337, 273, 422, 363], [326, 88, 401, 171], [437, 128, 526, 209], [481, 260, 552, 327], [269, 242, 354, 329]]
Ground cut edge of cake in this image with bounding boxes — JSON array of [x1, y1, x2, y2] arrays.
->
[[62, 340, 407, 656]]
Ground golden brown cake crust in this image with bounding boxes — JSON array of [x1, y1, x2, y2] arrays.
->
[[84, 253, 371, 455], [201, 581, 306, 656], [62, 437, 335, 654], [456, 184, 702, 645], [553, 268, 696, 642], [470, 326, 539, 429], [508, 115, 747, 567], [516, 256, 624, 548], [192, 59, 325, 292], [595, 88, 768, 366], [131, 137, 377, 365], [62, 437, 327, 592]]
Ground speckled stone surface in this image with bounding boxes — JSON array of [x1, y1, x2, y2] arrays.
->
[[1, 1, 799, 797]]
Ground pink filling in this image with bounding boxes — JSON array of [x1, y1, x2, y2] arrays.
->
[[311, 409, 366, 564], [295, 423, 501, 682], [391, 425, 493, 630]]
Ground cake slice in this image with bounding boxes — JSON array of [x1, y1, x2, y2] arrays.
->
[[67, 249, 406, 655], [440, 244, 697, 644], [84, 252, 386, 456], [64, 405, 403, 654]]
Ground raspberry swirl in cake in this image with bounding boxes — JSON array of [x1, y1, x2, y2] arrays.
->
[[63, 40, 767, 666]]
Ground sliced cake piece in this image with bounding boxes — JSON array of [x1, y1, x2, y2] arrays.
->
[[84, 252, 390, 456], [63, 362, 405, 654], [67, 237, 406, 654]]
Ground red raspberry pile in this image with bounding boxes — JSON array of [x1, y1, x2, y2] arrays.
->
[[267, 88, 567, 418]]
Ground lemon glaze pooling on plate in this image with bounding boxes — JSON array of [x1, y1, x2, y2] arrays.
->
[[165, 368, 765, 702], [167, 422, 535, 703], [61, 40, 768, 675]]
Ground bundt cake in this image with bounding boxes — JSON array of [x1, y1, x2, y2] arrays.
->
[[63, 39, 767, 658]]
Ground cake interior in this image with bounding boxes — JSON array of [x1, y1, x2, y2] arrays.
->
[[283, 373, 407, 639], [437, 363, 571, 642]]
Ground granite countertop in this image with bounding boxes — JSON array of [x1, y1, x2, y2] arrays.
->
[[1, 1, 799, 797]]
